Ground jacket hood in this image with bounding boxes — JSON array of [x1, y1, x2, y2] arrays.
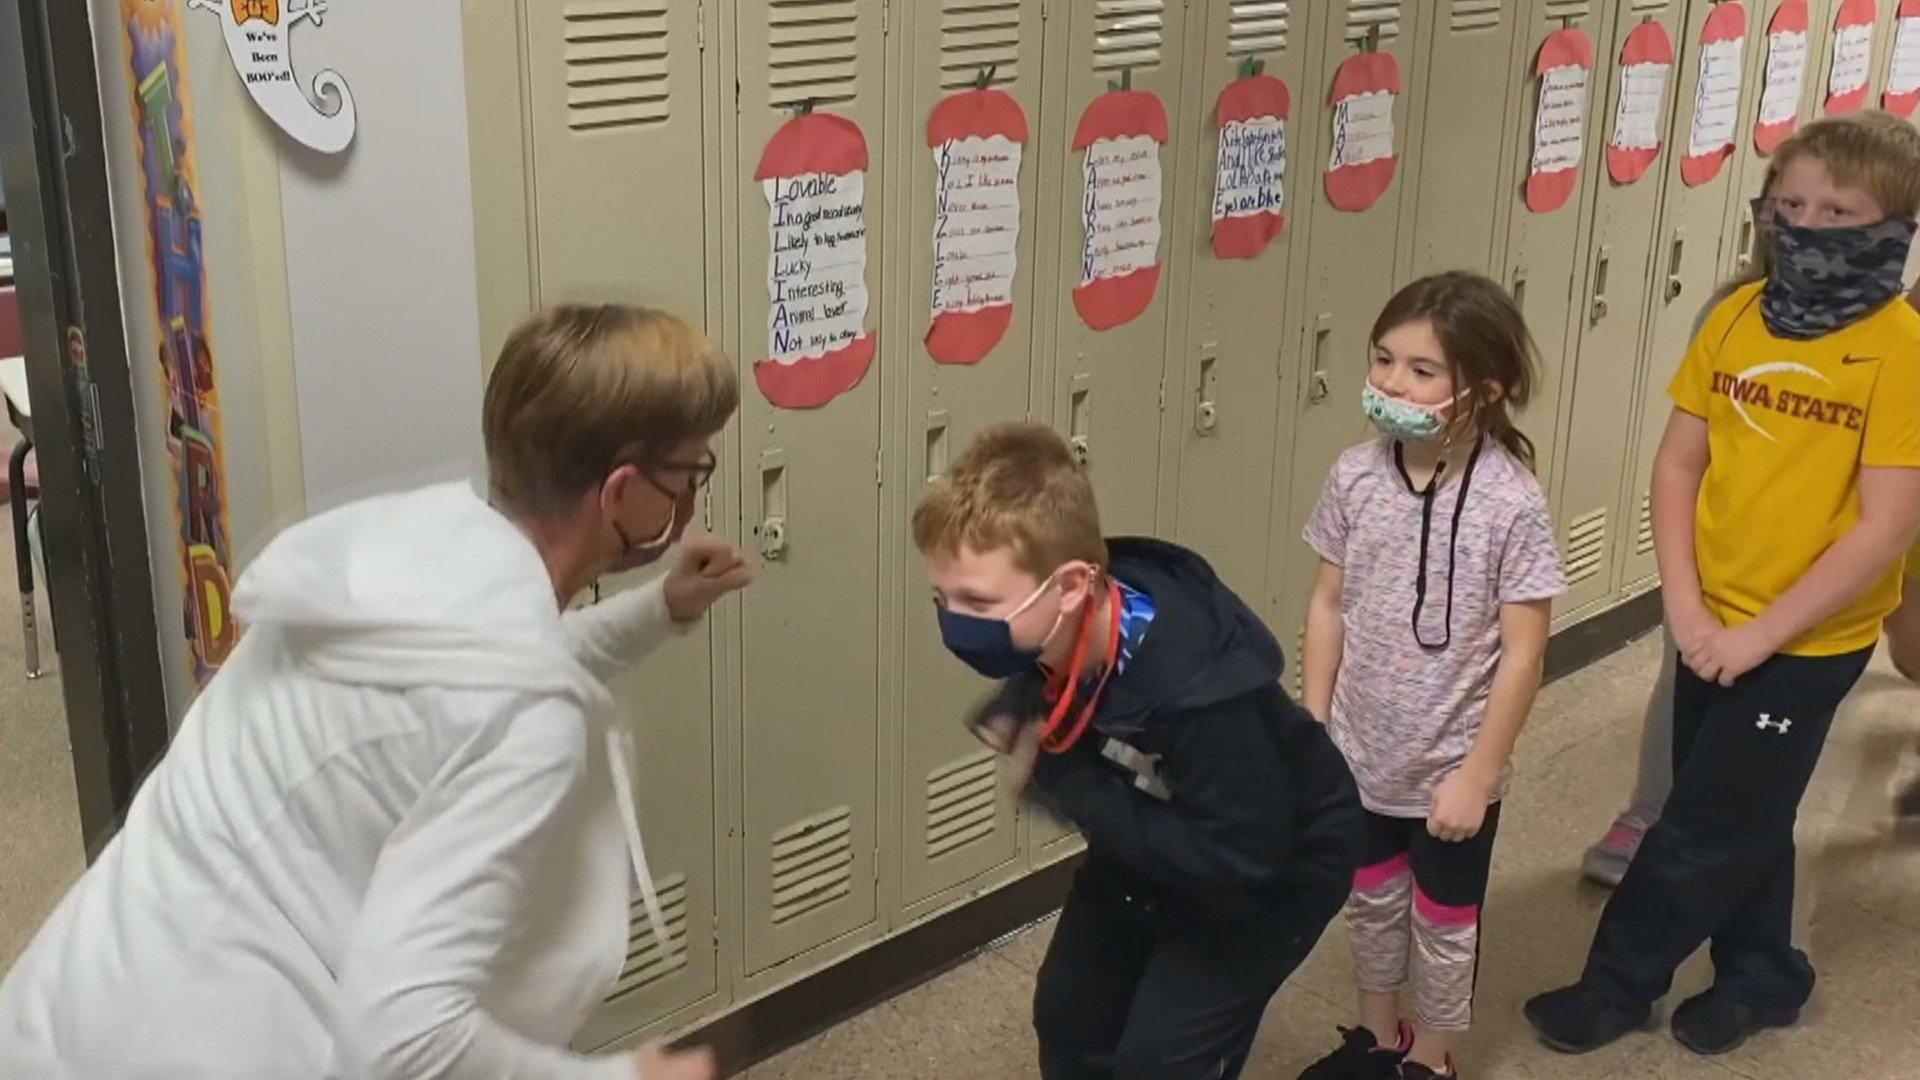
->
[[1098, 536, 1285, 734]]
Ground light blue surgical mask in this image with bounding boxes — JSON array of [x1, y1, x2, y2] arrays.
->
[[1360, 384, 1462, 442]]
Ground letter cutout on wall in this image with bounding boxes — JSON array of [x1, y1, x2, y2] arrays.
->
[[122, 0, 240, 684], [925, 88, 1027, 365], [1826, 0, 1877, 114], [756, 110, 876, 409], [1755, 0, 1810, 153], [1885, 0, 1920, 117], [1684, 2, 1747, 187], [1072, 90, 1168, 330], [1608, 20, 1675, 185], [1210, 68, 1290, 259], [1324, 52, 1400, 213], [185, 0, 355, 154], [1527, 28, 1593, 214]]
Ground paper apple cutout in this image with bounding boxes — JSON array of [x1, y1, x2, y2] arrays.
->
[[1608, 20, 1674, 185], [1681, 1, 1746, 188], [1826, 0, 1877, 114], [1526, 28, 1594, 214], [1884, 0, 1920, 118], [754, 110, 876, 410], [1324, 52, 1401, 212], [926, 88, 1029, 365], [1071, 90, 1169, 331], [1754, 0, 1810, 154], [1210, 73, 1290, 259]]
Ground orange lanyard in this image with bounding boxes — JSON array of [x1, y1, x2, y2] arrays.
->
[[1039, 581, 1123, 754]]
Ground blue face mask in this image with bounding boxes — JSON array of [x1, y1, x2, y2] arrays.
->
[[936, 573, 1067, 680], [1360, 384, 1460, 442]]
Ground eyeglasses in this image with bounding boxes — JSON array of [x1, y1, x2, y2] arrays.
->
[[644, 450, 717, 497]]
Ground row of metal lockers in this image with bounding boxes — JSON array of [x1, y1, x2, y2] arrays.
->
[[458, 0, 1920, 1050]]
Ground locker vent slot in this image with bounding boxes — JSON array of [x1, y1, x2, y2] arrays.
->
[[941, 0, 1022, 88], [1094, 0, 1167, 72], [1564, 508, 1608, 585], [1293, 625, 1306, 700], [769, 806, 855, 924], [1449, 0, 1503, 34], [604, 873, 690, 1002], [1636, 492, 1654, 555], [1228, 1, 1291, 56], [563, 0, 672, 132], [1629, 0, 1670, 12], [1344, 0, 1402, 45], [768, 0, 861, 108], [1544, 0, 1592, 21], [925, 751, 999, 860]]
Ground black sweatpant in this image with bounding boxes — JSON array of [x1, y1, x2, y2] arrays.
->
[[1581, 645, 1871, 1012], [1033, 857, 1348, 1080]]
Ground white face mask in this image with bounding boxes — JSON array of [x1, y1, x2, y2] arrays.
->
[[611, 488, 693, 573]]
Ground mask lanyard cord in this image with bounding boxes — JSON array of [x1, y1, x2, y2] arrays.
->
[[1400, 437, 1482, 651], [1040, 580, 1124, 754]]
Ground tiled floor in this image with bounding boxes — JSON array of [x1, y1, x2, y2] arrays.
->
[[749, 632, 1920, 1079]]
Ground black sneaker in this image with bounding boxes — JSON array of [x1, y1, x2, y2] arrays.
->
[[1522, 983, 1651, 1054], [1670, 988, 1800, 1055], [1398, 1058, 1457, 1080], [1296, 1024, 1408, 1080]]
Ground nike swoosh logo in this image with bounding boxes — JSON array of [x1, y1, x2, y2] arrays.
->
[[1842, 354, 1878, 364]]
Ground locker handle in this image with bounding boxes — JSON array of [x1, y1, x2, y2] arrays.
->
[[1511, 264, 1529, 314], [1194, 345, 1219, 437], [1666, 229, 1686, 302], [1307, 314, 1333, 404], [1069, 377, 1092, 464], [1735, 215, 1755, 273], [925, 408, 950, 484], [1590, 246, 1612, 324], [757, 448, 788, 560]]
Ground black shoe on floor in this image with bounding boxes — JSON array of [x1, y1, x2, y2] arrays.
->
[[1670, 988, 1800, 1055], [1296, 1024, 1407, 1080], [1522, 983, 1651, 1054], [1398, 1058, 1457, 1079]]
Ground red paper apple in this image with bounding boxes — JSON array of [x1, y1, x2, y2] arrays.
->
[[1071, 90, 1169, 331], [1883, 0, 1920, 118], [753, 111, 876, 410], [1608, 20, 1675, 185], [1826, 0, 1877, 114], [1210, 73, 1290, 259], [924, 88, 1029, 365], [1525, 28, 1594, 214], [1680, 1, 1746, 188], [1754, 0, 1810, 153], [1324, 52, 1401, 213]]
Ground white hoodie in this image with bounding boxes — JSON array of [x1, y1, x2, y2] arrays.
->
[[0, 481, 690, 1079]]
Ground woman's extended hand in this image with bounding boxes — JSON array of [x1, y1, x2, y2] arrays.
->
[[634, 1041, 717, 1080], [663, 535, 754, 622]]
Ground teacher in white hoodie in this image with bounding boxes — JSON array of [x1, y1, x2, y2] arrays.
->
[[0, 304, 750, 1080]]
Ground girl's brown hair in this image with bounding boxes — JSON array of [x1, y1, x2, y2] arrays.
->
[[1369, 271, 1540, 470]]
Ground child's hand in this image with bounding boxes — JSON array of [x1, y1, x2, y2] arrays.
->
[[1427, 769, 1492, 842], [1685, 622, 1775, 686], [1666, 598, 1722, 657]]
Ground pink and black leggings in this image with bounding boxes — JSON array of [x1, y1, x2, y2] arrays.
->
[[1346, 804, 1502, 1033]]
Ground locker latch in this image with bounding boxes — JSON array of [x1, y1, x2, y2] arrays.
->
[[1194, 347, 1219, 436], [759, 517, 788, 560]]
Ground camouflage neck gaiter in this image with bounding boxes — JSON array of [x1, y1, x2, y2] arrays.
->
[[1760, 215, 1918, 341]]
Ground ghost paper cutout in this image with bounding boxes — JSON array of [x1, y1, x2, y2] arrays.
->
[[187, 0, 356, 154]]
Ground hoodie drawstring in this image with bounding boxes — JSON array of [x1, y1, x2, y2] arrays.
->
[[606, 726, 671, 956]]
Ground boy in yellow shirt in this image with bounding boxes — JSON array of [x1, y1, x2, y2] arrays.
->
[[1527, 111, 1920, 1058]]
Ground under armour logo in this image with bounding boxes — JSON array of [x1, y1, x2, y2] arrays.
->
[[1756, 714, 1792, 735]]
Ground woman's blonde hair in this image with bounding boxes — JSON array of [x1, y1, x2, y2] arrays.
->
[[482, 304, 738, 517]]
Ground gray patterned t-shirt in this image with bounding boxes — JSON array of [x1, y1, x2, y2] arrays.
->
[[1304, 437, 1567, 818]]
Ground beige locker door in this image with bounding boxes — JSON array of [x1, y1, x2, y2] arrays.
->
[[891, 0, 1044, 916], [1269, 0, 1430, 676], [1042, 0, 1194, 537], [1720, 1, 1836, 279], [520, 0, 722, 1033], [1509, 1, 1611, 504], [1552, 0, 1687, 620], [1406, 0, 1530, 281], [1616, 0, 1763, 592], [1167, 3, 1323, 608], [1873, 0, 1904, 94], [733, 0, 886, 974]]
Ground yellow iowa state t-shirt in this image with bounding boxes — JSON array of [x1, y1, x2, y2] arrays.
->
[[1669, 282, 1920, 656]]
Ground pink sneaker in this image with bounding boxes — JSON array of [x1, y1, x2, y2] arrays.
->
[[1581, 809, 1656, 887]]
